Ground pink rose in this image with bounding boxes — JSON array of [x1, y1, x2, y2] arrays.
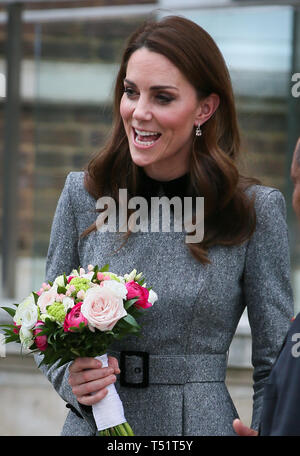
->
[[63, 302, 88, 332], [125, 281, 152, 309], [37, 284, 57, 314], [33, 321, 48, 351], [81, 286, 127, 332]]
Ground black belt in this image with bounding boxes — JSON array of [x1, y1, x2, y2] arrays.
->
[[109, 350, 228, 388]]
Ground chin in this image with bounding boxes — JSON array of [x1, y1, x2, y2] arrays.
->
[[129, 149, 156, 168]]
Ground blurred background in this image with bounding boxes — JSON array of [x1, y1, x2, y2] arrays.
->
[[0, 0, 299, 435]]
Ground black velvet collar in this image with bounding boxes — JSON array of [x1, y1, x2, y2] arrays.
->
[[139, 169, 191, 200]]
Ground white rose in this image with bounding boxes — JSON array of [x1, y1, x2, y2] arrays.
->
[[81, 286, 127, 332], [19, 326, 34, 348], [14, 293, 38, 329], [101, 280, 128, 300], [53, 275, 65, 288], [62, 297, 75, 312], [148, 289, 158, 305], [81, 271, 95, 281], [37, 284, 58, 314]]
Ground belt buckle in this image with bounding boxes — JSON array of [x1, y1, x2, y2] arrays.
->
[[120, 350, 149, 388]]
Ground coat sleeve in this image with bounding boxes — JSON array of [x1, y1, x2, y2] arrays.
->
[[34, 172, 96, 433], [243, 188, 294, 431]]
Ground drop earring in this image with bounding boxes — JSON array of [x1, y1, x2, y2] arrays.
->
[[195, 123, 202, 137]]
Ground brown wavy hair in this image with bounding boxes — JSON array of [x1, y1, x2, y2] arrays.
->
[[81, 15, 260, 264]]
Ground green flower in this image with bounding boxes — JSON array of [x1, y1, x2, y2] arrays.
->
[[68, 277, 91, 294], [46, 301, 66, 323], [103, 272, 122, 283]]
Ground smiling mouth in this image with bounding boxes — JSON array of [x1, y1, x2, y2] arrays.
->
[[132, 127, 162, 147]]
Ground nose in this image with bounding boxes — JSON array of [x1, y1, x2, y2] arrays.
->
[[132, 95, 152, 122]]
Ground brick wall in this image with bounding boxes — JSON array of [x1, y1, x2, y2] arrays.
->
[[237, 96, 288, 191]]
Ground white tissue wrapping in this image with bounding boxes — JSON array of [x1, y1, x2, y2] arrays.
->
[[92, 353, 127, 431]]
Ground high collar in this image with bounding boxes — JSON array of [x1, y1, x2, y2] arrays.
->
[[140, 169, 190, 200]]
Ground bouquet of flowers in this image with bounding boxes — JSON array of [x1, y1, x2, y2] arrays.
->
[[0, 264, 157, 436]]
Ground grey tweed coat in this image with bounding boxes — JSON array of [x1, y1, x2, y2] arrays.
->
[[36, 171, 294, 436]]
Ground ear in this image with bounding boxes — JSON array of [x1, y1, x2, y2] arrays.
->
[[194, 93, 220, 127]]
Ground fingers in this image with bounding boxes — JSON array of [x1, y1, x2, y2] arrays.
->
[[108, 356, 121, 374], [75, 374, 118, 406], [69, 356, 120, 374], [232, 419, 258, 436], [68, 356, 121, 406], [69, 357, 102, 373], [69, 364, 115, 387]]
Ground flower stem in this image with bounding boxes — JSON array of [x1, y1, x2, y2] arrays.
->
[[114, 425, 122, 436], [117, 423, 127, 436], [123, 422, 135, 436], [98, 422, 134, 436]]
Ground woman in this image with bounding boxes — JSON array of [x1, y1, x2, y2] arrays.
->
[[37, 16, 294, 436]]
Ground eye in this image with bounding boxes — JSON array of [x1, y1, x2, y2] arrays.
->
[[155, 93, 175, 104], [124, 86, 137, 98]]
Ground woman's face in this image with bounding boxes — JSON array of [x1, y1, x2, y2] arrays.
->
[[120, 47, 203, 180]]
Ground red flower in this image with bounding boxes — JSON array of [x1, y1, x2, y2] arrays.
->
[[33, 321, 48, 351], [63, 302, 88, 332], [125, 281, 151, 309]]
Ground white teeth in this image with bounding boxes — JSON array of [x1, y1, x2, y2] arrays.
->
[[134, 128, 161, 136], [135, 136, 156, 146]]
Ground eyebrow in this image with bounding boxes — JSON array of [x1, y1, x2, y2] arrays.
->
[[124, 78, 179, 91]]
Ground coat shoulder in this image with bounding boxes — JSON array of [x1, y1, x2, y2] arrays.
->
[[64, 171, 96, 209], [65, 171, 86, 194], [245, 183, 283, 202], [245, 184, 287, 218]]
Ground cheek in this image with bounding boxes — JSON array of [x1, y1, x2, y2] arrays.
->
[[160, 105, 196, 136], [120, 95, 132, 123]]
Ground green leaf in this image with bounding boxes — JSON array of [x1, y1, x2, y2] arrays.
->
[[0, 324, 16, 329], [57, 285, 67, 294], [123, 313, 141, 329], [1, 306, 16, 318], [68, 326, 79, 333], [70, 347, 81, 357], [91, 265, 99, 281], [32, 292, 39, 304], [100, 264, 110, 272], [4, 334, 20, 343], [124, 298, 139, 310]]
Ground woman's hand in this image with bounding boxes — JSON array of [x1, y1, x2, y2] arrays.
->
[[233, 419, 258, 436], [68, 356, 120, 406]]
